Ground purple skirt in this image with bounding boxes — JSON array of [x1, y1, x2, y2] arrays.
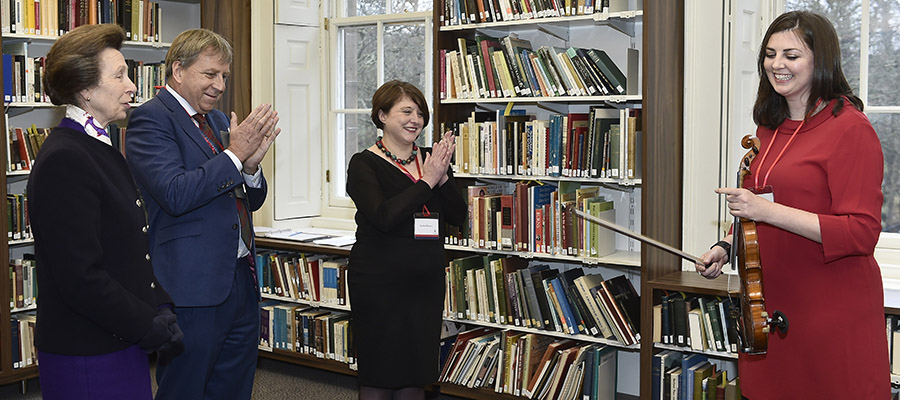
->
[[38, 345, 152, 400]]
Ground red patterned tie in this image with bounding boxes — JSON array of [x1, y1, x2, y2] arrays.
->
[[193, 114, 256, 273]]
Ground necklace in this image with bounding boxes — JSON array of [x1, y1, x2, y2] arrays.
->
[[376, 139, 418, 165]]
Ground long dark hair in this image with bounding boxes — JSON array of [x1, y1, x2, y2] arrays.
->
[[752, 11, 862, 129]]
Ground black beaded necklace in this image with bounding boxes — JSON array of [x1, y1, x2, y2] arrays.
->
[[375, 139, 418, 165]]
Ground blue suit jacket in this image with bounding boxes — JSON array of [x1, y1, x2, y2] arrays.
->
[[126, 88, 266, 307]]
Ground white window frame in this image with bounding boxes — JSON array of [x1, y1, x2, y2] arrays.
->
[[685, 0, 900, 281], [321, 7, 433, 221]]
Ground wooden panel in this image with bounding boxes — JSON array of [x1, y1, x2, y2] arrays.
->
[[259, 350, 357, 375], [201, 0, 252, 121], [639, 1, 684, 399]]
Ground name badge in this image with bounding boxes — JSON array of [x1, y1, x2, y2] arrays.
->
[[750, 185, 774, 202], [414, 212, 440, 240]]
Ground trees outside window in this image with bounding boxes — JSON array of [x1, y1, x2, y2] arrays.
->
[[330, 0, 433, 205], [785, 0, 900, 232]]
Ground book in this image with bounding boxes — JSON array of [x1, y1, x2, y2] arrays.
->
[[651, 350, 683, 400], [586, 49, 627, 94], [573, 273, 615, 339], [600, 274, 641, 342], [523, 339, 576, 397]]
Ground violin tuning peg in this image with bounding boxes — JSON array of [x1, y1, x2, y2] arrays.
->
[[761, 311, 769, 319], [762, 326, 770, 334]]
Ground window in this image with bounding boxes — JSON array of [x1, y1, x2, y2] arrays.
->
[[783, 0, 900, 232], [327, 0, 434, 210], [782, 0, 900, 274]]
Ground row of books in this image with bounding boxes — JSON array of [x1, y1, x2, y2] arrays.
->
[[446, 108, 641, 179], [6, 124, 128, 171], [9, 257, 36, 309], [256, 251, 349, 306], [258, 302, 355, 365], [441, 0, 618, 26], [445, 256, 640, 346], [440, 327, 617, 399], [654, 293, 740, 355], [1, 0, 163, 43], [10, 313, 36, 369], [450, 182, 626, 259], [7, 193, 31, 241], [651, 350, 741, 400], [440, 34, 634, 100], [7, 124, 48, 171], [887, 314, 900, 376], [2, 53, 164, 105]]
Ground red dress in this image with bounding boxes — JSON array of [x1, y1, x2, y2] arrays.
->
[[739, 98, 889, 399]]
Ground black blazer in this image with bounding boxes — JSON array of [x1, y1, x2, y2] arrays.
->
[[27, 127, 173, 356]]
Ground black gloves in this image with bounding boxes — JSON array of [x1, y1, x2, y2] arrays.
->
[[138, 307, 184, 354]]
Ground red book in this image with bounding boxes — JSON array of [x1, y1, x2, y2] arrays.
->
[[514, 181, 529, 251], [14, 128, 31, 170], [477, 37, 501, 97], [565, 113, 588, 173]]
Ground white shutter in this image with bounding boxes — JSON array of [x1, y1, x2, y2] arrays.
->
[[276, 0, 319, 27], [274, 24, 322, 219]]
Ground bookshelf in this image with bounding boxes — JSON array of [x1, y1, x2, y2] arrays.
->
[[0, 0, 201, 387], [429, 0, 686, 398]]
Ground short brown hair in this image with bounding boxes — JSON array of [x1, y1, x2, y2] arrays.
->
[[370, 80, 430, 129], [42, 24, 126, 106], [165, 28, 233, 80]]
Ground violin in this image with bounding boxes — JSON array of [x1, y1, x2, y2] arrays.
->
[[732, 135, 788, 355]]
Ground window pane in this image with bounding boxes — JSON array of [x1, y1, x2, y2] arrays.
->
[[341, 25, 378, 109], [784, 0, 861, 94], [391, 0, 432, 13], [384, 22, 427, 91], [345, 0, 385, 17], [336, 113, 379, 198], [868, 0, 900, 107], [870, 113, 900, 232]]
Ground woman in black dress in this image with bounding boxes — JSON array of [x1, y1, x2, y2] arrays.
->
[[347, 80, 467, 399]]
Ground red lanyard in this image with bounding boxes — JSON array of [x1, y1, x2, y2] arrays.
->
[[394, 154, 422, 183], [392, 154, 430, 216], [753, 119, 805, 189]]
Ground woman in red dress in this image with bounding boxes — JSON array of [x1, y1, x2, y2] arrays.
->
[[697, 11, 889, 399]]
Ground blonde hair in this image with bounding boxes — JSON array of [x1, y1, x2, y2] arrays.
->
[[165, 28, 233, 80]]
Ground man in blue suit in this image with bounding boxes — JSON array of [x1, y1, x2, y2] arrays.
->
[[126, 29, 280, 399]]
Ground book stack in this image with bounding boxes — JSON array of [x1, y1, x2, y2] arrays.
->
[[655, 293, 740, 355], [2, 52, 165, 106], [650, 350, 741, 400], [8, 256, 36, 310], [258, 302, 355, 366], [440, 0, 616, 31], [256, 251, 349, 307], [447, 181, 628, 259], [6, 193, 31, 241], [444, 108, 641, 180], [444, 258, 640, 346], [10, 313, 36, 369], [440, 35, 636, 101], [0, 0, 164, 43], [439, 327, 619, 399]]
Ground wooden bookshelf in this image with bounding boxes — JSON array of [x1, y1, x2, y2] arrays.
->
[[0, 0, 202, 387]]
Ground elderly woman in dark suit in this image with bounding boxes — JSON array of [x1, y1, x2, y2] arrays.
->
[[26, 24, 182, 399]]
